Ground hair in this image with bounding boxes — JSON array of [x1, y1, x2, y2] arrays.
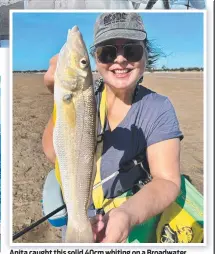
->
[[143, 38, 164, 69]]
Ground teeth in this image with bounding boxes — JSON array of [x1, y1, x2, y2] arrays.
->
[[114, 69, 128, 74]]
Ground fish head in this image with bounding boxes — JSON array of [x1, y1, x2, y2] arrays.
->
[[55, 26, 92, 93]]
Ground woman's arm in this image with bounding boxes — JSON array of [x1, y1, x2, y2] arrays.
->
[[42, 54, 58, 162], [42, 116, 56, 164], [120, 138, 181, 223], [102, 138, 181, 242], [44, 54, 58, 94]]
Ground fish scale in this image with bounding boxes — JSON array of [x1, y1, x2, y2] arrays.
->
[[53, 26, 97, 243]]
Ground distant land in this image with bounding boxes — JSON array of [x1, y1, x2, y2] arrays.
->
[[13, 70, 47, 73], [13, 67, 204, 73]]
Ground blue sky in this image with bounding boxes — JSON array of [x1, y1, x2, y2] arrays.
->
[[12, 12, 204, 71]]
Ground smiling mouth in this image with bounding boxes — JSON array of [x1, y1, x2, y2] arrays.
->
[[111, 69, 132, 74]]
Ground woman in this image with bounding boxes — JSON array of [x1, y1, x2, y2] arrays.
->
[[42, 12, 183, 243]]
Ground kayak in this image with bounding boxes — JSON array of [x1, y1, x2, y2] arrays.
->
[[42, 171, 204, 243]]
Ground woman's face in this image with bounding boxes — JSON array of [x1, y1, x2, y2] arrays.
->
[[95, 39, 146, 91]]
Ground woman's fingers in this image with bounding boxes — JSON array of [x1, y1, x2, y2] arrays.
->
[[90, 214, 105, 242]]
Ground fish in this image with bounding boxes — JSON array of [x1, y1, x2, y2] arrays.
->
[[53, 26, 97, 243]]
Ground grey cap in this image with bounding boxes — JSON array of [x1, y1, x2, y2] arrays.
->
[[92, 13, 147, 47]]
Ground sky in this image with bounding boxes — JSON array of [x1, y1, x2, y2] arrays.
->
[[12, 12, 204, 71]]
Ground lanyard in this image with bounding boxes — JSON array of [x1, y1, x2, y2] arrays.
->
[[92, 80, 142, 209]]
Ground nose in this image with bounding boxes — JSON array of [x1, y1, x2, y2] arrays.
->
[[114, 47, 127, 64]]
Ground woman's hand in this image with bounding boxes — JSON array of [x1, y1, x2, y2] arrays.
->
[[90, 214, 106, 243], [44, 54, 58, 94], [91, 208, 135, 243]]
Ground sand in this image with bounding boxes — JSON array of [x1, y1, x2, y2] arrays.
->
[[13, 72, 204, 243]]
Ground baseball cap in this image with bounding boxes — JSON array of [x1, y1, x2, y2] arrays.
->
[[92, 13, 147, 47]]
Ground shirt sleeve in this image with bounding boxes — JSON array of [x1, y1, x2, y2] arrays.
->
[[146, 98, 184, 147]]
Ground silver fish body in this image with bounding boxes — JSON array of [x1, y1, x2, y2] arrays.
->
[[53, 26, 96, 243]]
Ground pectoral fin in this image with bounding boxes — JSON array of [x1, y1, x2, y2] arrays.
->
[[63, 100, 76, 129]]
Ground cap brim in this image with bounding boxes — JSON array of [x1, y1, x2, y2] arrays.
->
[[93, 29, 147, 47]]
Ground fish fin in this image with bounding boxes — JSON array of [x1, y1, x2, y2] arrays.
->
[[52, 103, 57, 126], [55, 159, 63, 193], [63, 100, 76, 128]]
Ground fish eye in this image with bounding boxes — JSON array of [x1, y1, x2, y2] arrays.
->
[[80, 57, 88, 69], [63, 93, 73, 104]]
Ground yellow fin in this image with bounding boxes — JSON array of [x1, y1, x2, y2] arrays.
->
[[55, 159, 62, 190], [63, 100, 76, 128], [53, 103, 57, 126]]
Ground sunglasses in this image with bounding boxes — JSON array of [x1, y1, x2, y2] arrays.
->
[[95, 44, 144, 64]]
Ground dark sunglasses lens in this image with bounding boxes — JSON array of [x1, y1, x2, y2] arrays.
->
[[124, 45, 143, 62], [96, 46, 117, 63]]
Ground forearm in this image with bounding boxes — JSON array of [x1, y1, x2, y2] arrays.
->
[[44, 71, 54, 94], [42, 116, 56, 164], [44, 54, 58, 94], [120, 177, 181, 227]]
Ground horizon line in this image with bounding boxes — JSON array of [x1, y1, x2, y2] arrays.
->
[[13, 66, 204, 71]]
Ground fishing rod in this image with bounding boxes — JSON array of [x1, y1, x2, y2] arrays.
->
[[13, 153, 149, 241], [13, 204, 66, 241], [12, 172, 119, 241]]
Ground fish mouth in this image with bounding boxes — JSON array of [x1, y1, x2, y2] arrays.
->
[[71, 25, 79, 33]]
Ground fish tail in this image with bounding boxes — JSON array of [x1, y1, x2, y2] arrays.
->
[[65, 219, 94, 243]]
